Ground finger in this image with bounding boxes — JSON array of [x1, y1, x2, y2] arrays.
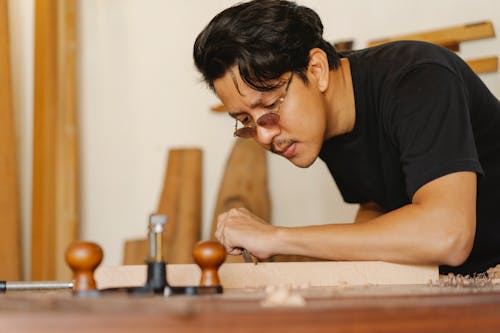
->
[[228, 248, 242, 256], [215, 213, 228, 241]]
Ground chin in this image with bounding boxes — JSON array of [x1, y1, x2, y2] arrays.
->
[[288, 154, 317, 168]]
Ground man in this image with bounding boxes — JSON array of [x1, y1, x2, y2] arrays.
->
[[193, 0, 500, 274]]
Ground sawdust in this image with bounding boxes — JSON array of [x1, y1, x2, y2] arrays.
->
[[487, 264, 500, 285], [429, 264, 500, 289], [260, 285, 306, 307]]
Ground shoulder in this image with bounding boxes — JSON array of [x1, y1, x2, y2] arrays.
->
[[346, 40, 465, 79]]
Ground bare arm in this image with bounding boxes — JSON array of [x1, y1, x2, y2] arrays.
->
[[216, 171, 476, 267]]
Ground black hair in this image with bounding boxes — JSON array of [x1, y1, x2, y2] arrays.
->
[[193, 0, 340, 91]]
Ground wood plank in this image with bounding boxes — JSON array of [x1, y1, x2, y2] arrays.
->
[[368, 20, 495, 48], [210, 139, 270, 263], [124, 149, 202, 264], [32, 0, 79, 281], [55, 0, 79, 281], [466, 56, 498, 74], [210, 104, 225, 112], [1, 291, 500, 333], [95, 262, 438, 289], [0, 0, 22, 280]]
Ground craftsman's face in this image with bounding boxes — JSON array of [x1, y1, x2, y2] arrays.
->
[[213, 67, 327, 168]]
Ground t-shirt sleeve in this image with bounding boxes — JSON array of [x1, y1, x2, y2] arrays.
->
[[386, 64, 483, 199]]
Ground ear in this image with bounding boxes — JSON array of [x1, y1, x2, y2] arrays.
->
[[307, 48, 330, 93]]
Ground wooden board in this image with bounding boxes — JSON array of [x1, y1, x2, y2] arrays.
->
[[95, 261, 438, 290], [1, 290, 500, 333], [210, 138, 270, 236], [368, 21, 495, 48], [0, 0, 22, 280], [124, 149, 202, 264], [210, 138, 270, 263], [31, 0, 79, 281], [466, 56, 498, 74]]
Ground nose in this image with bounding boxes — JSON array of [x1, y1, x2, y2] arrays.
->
[[254, 125, 280, 147]]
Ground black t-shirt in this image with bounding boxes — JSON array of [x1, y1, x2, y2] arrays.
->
[[319, 41, 500, 275]]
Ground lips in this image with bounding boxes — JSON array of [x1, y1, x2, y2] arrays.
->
[[280, 142, 296, 158]]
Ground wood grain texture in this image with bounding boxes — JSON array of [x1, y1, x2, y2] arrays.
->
[[466, 56, 498, 74], [210, 139, 270, 263], [0, 0, 22, 280], [368, 21, 495, 47], [1, 291, 500, 333], [95, 261, 438, 289], [32, 0, 79, 281], [124, 149, 202, 264]]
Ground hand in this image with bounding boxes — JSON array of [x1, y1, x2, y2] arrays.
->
[[215, 207, 277, 259]]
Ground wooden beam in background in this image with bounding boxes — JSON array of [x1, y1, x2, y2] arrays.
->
[[55, 0, 79, 281], [209, 139, 270, 263], [32, 0, 79, 281], [0, 0, 22, 280], [368, 21, 495, 48], [466, 56, 498, 74]]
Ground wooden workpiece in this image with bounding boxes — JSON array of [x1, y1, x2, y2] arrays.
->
[[95, 261, 438, 290]]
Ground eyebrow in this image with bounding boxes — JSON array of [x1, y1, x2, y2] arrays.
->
[[228, 110, 249, 119], [227, 97, 271, 119], [227, 69, 284, 117]]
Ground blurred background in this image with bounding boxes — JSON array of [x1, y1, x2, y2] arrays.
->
[[4, 0, 499, 279]]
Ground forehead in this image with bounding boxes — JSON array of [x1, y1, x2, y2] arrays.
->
[[213, 68, 261, 108]]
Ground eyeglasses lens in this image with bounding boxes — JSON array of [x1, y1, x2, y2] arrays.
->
[[256, 113, 280, 127], [234, 127, 255, 138]]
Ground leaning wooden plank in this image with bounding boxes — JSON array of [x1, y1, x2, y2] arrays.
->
[[95, 262, 438, 289], [0, 0, 22, 280], [54, 0, 79, 281], [210, 139, 270, 263], [466, 56, 498, 74], [32, 0, 58, 281], [123, 149, 202, 264], [32, 0, 79, 281], [368, 21, 495, 48]]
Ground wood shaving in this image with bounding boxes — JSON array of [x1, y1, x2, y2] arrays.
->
[[429, 265, 500, 289], [487, 264, 500, 285], [260, 285, 306, 307]]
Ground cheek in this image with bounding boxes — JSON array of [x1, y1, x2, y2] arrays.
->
[[286, 97, 326, 139]]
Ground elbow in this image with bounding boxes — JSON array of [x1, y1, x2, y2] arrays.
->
[[436, 216, 475, 267]]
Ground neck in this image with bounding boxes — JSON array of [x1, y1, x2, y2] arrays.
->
[[324, 58, 355, 139]]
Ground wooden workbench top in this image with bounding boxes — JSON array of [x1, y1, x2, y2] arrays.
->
[[1, 285, 499, 333]]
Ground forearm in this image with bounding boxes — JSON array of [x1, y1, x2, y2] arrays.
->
[[216, 173, 476, 266], [272, 202, 473, 266]]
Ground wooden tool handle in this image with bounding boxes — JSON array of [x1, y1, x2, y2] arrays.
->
[[65, 241, 103, 291], [192, 241, 226, 286]]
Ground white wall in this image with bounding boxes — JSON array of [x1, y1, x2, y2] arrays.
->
[[8, 0, 500, 271], [8, 0, 34, 277]]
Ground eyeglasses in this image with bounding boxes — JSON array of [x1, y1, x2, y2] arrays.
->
[[233, 73, 294, 138]]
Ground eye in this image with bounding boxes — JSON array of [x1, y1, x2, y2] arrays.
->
[[239, 114, 252, 125], [264, 102, 277, 110], [264, 96, 284, 111]]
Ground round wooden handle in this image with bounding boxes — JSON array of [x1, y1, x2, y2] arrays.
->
[[192, 241, 226, 286], [65, 241, 103, 292]]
